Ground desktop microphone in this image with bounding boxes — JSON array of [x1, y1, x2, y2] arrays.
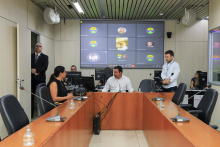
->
[[172, 84, 212, 122], [117, 80, 121, 92], [64, 78, 70, 84], [152, 73, 174, 101], [20, 86, 66, 122]]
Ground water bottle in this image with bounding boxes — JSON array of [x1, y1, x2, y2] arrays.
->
[[23, 126, 35, 146], [69, 99, 75, 109], [158, 100, 164, 110]]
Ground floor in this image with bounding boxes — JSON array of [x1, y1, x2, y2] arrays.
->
[[89, 130, 149, 147], [31, 99, 40, 122]]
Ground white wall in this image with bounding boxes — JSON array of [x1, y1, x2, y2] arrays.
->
[[0, 0, 55, 139], [55, 20, 208, 90]]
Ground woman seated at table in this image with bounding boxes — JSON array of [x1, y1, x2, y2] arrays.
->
[[47, 66, 73, 102], [190, 71, 201, 89]]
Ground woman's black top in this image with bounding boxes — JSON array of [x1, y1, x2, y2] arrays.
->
[[47, 78, 68, 102]]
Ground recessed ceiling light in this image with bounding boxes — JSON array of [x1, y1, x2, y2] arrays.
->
[[73, 2, 84, 14], [160, 13, 163, 16]]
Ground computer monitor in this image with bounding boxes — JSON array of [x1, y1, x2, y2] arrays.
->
[[78, 76, 95, 92], [154, 70, 162, 88], [154, 70, 162, 78], [95, 69, 113, 83], [198, 72, 207, 89], [66, 71, 82, 85]]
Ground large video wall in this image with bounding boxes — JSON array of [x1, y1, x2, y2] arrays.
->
[[80, 21, 164, 69]]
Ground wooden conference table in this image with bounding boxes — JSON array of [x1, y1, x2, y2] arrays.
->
[[0, 92, 220, 147]]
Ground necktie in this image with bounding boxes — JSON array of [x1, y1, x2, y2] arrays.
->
[[35, 54, 39, 63]]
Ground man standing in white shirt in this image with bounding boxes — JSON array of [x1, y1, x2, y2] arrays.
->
[[161, 50, 180, 92], [100, 66, 135, 92]]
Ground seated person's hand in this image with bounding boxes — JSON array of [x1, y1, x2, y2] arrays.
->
[[98, 89, 102, 92], [66, 93, 73, 99], [133, 90, 137, 93]]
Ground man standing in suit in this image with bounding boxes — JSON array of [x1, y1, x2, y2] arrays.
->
[[31, 43, 49, 118]]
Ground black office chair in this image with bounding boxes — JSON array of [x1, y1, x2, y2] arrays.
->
[[36, 83, 47, 116], [183, 89, 218, 129], [139, 79, 156, 92], [37, 86, 55, 115], [172, 83, 187, 105], [0, 95, 29, 136]]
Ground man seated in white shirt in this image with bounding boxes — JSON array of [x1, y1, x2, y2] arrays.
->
[[99, 66, 135, 92], [161, 50, 180, 92]]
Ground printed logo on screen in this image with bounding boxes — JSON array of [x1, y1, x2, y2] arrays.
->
[[213, 55, 219, 61], [90, 27, 98, 33], [147, 55, 154, 61], [213, 28, 220, 34], [117, 54, 122, 59], [147, 27, 154, 34], [89, 41, 98, 47]]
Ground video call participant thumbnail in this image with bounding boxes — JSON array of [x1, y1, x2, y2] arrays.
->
[[81, 51, 107, 64], [147, 41, 154, 48], [116, 37, 128, 51]]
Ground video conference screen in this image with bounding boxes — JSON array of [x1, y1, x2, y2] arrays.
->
[[80, 21, 164, 69]]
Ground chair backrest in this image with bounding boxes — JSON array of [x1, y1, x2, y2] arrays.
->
[[139, 79, 156, 92], [36, 83, 46, 94], [0, 95, 29, 136], [197, 88, 218, 125], [37, 86, 55, 115], [172, 83, 187, 105], [36, 83, 47, 116]]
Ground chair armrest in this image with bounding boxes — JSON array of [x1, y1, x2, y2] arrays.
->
[[210, 125, 218, 130], [188, 110, 203, 118], [180, 104, 193, 110]]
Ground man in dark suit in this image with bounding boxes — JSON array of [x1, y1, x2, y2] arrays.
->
[[31, 43, 49, 118]]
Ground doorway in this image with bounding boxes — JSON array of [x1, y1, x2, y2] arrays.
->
[[31, 31, 41, 121]]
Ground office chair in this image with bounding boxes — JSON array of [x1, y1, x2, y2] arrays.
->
[[172, 83, 187, 105], [139, 79, 156, 92], [36, 83, 47, 116], [0, 95, 29, 136], [37, 86, 55, 115], [183, 89, 218, 129]]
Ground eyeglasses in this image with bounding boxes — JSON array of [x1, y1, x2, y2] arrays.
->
[[36, 45, 42, 47]]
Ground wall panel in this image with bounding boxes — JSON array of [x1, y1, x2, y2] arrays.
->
[[41, 36, 55, 84]]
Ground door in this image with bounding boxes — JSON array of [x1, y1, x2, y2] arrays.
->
[[17, 24, 31, 120]]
